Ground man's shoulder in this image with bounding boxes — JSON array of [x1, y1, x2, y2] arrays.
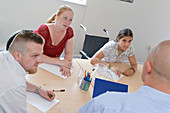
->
[[0, 51, 9, 60]]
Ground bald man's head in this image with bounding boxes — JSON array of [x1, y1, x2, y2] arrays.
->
[[147, 40, 170, 82]]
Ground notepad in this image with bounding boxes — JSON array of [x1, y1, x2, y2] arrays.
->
[[27, 91, 59, 113], [39, 63, 73, 79], [92, 78, 128, 98]]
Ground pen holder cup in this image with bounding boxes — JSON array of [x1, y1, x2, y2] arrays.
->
[[80, 78, 91, 91]]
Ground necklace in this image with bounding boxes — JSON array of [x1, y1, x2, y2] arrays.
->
[[52, 42, 57, 46]]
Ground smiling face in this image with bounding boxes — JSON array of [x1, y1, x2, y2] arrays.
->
[[17, 41, 43, 74], [56, 10, 74, 30], [117, 36, 133, 51]]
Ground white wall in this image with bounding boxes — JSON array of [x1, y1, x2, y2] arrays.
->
[[0, 0, 86, 52], [80, 0, 170, 62], [1, 0, 170, 62]]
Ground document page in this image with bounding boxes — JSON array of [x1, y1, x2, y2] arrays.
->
[[111, 72, 124, 81], [27, 91, 59, 113], [39, 63, 72, 79]]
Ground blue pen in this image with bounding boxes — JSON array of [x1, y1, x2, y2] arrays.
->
[[84, 76, 90, 81]]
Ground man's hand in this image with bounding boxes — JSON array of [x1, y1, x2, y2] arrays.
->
[[38, 88, 55, 101]]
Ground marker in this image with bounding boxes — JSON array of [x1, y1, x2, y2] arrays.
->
[[85, 70, 87, 78], [52, 89, 65, 92]]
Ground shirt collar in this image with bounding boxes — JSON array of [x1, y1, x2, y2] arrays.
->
[[7, 51, 27, 76]]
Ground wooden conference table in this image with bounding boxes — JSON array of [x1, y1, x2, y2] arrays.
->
[[26, 59, 143, 113]]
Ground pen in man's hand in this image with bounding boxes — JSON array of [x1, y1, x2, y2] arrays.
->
[[52, 89, 65, 92]]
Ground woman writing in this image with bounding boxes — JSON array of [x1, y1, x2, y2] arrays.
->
[[34, 5, 74, 77], [90, 28, 137, 76]]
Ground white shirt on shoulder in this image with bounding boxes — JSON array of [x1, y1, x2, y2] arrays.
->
[[0, 51, 28, 113], [79, 86, 170, 113]]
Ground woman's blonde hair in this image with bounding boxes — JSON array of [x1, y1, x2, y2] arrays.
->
[[46, 5, 74, 23]]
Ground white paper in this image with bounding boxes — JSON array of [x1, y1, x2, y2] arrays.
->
[[27, 91, 59, 113], [39, 63, 72, 79], [110, 71, 124, 81], [91, 65, 124, 82]]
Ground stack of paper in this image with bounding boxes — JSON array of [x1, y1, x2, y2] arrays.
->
[[27, 91, 59, 113]]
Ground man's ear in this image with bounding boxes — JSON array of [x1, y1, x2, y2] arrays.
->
[[117, 38, 119, 42], [13, 51, 22, 61], [146, 61, 152, 74]]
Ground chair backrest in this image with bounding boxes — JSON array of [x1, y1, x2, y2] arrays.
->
[[82, 34, 109, 58], [6, 30, 33, 50]]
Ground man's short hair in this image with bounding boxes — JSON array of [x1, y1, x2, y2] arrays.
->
[[9, 30, 43, 54]]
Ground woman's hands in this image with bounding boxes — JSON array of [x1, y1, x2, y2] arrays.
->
[[60, 59, 72, 68], [122, 68, 135, 76], [110, 66, 135, 76], [60, 59, 72, 76], [60, 66, 71, 76], [110, 66, 121, 77]]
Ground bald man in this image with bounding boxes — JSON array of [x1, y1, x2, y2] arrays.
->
[[79, 40, 170, 113]]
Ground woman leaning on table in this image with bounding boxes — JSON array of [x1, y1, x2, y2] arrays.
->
[[90, 28, 137, 76], [34, 5, 74, 77]]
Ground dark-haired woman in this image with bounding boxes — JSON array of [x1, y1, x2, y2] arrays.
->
[[90, 28, 137, 76]]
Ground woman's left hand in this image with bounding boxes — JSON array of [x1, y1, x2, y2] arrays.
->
[[60, 66, 71, 76], [110, 67, 121, 77], [122, 69, 134, 76], [60, 59, 72, 69]]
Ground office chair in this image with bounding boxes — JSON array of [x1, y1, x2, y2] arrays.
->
[[6, 30, 33, 50], [80, 34, 109, 59]]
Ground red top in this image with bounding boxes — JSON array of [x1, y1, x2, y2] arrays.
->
[[34, 24, 74, 57]]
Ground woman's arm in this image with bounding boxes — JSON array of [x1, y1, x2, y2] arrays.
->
[[59, 38, 73, 76], [64, 38, 73, 61], [90, 50, 109, 66], [129, 54, 137, 71], [41, 54, 71, 68], [122, 54, 137, 76]]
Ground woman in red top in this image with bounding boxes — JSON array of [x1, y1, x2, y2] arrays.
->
[[34, 5, 74, 76]]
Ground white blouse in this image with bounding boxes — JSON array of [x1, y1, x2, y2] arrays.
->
[[101, 40, 135, 62]]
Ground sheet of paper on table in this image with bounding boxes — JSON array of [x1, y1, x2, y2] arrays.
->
[[91, 63, 124, 81], [91, 68, 124, 81], [27, 91, 59, 113], [39, 63, 73, 79], [110, 72, 124, 81]]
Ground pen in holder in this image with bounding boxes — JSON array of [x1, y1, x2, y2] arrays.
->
[[80, 77, 92, 91]]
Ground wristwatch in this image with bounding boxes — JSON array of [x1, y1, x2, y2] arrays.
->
[[35, 86, 41, 94]]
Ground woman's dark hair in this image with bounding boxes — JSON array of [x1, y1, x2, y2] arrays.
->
[[116, 28, 133, 42]]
